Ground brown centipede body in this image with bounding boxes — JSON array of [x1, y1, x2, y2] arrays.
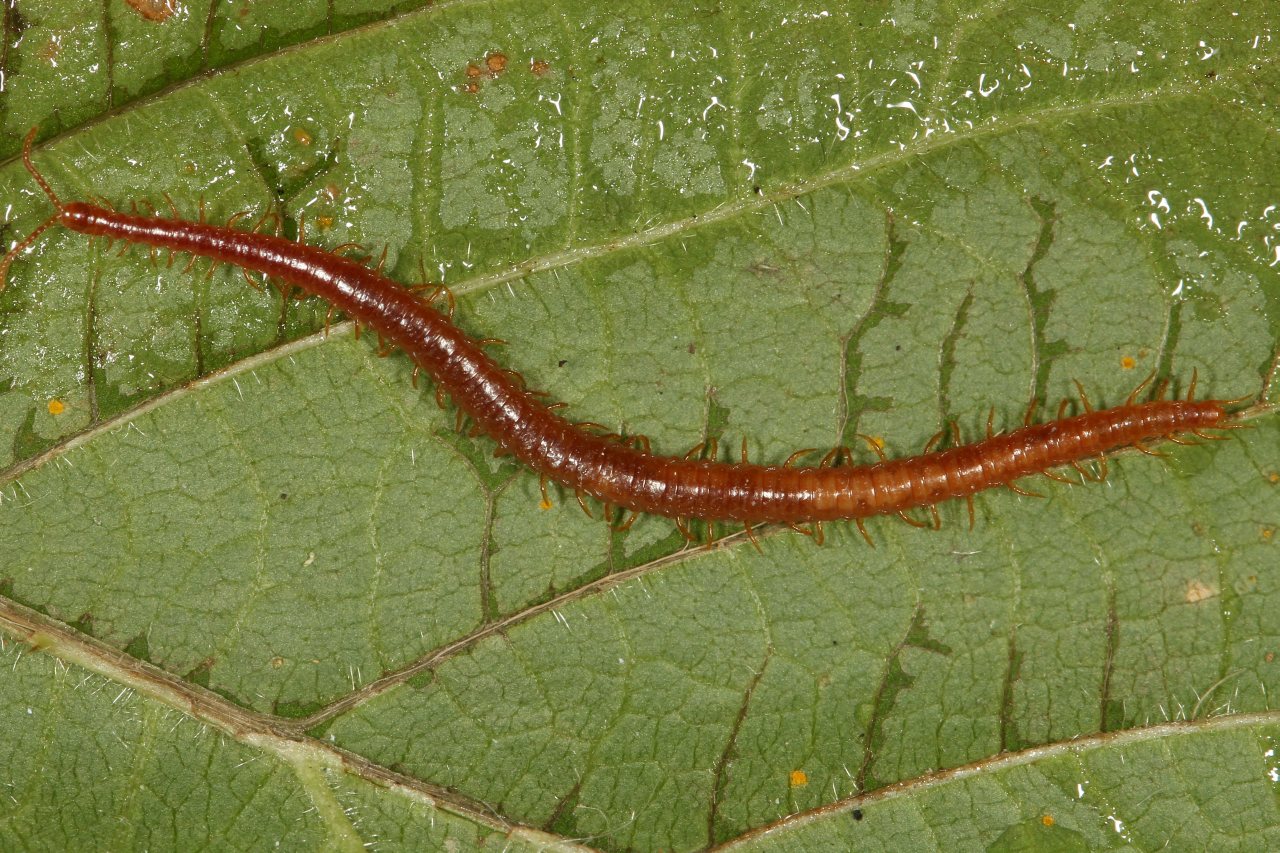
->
[[0, 128, 1239, 546]]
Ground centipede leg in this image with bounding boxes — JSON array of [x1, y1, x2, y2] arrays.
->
[[454, 409, 466, 432], [1056, 398, 1070, 419], [923, 428, 945, 454], [786, 523, 813, 539], [740, 436, 749, 465], [373, 245, 389, 274], [617, 511, 640, 532], [1166, 434, 1197, 446], [1071, 460, 1098, 482], [1023, 398, 1039, 427], [411, 366, 421, 388], [324, 306, 335, 336], [1186, 367, 1199, 401], [1096, 456, 1108, 480], [1132, 441, 1166, 457], [162, 191, 179, 219], [928, 504, 941, 530], [1126, 370, 1157, 404], [241, 267, 263, 292], [539, 475, 552, 508], [630, 434, 651, 454], [1073, 380, 1094, 413], [784, 448, 816, 468], [684, 442, 706, 461], [1006, 480, 1044, 498], [675, 517, 696, 541], [855, 433, 888, 463], [575, 491, 593, 519], [1042, 468, 1075, 484], [855, 518, 875, 547], [965, 496, 975, 530], [742, 522, 763, 553], [435, 385, 448, 409], [811, 521, 825, 545], [986, 406, 997, 439], [897, 510, 931, 529]]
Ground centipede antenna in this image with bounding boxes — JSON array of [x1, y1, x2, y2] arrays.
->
[[20, 127, 62, 210], [0, 213, 60, 293]]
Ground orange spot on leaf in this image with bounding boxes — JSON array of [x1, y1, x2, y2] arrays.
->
[[123, 0, 178, 22], [47, 399, 65, 415], [485, 52, 508, 74], [1120, 355, 1136, 370], [789, 770, 808, 787]]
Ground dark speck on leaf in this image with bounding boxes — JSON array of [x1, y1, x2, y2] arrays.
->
[[852, 809, 864, 821], [753, 185, 763, 195], [558, 359, 568, 367], [687, 343, 697, 355], [280, 493, 288, 500]]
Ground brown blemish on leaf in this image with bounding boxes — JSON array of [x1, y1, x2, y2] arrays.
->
[[292, 126, 313, 147], [485, 51, 508, 74], [1184, 579, 1217, 604], [123, 0, 178, 22], [465, 63, 483, 79], [531, 58, 551, 76], [38, 35, 61, 64]]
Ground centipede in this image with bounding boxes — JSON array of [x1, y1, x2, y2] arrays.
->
[[0, 127, 1239, 546]]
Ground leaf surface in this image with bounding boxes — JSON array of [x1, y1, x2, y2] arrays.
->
[[1, 1, 1278, 850]]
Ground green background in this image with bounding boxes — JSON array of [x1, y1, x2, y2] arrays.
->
[[1, 1, 1279, 850]]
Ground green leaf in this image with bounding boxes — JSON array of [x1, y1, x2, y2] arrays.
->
[[2, 1, 1279, 850]]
